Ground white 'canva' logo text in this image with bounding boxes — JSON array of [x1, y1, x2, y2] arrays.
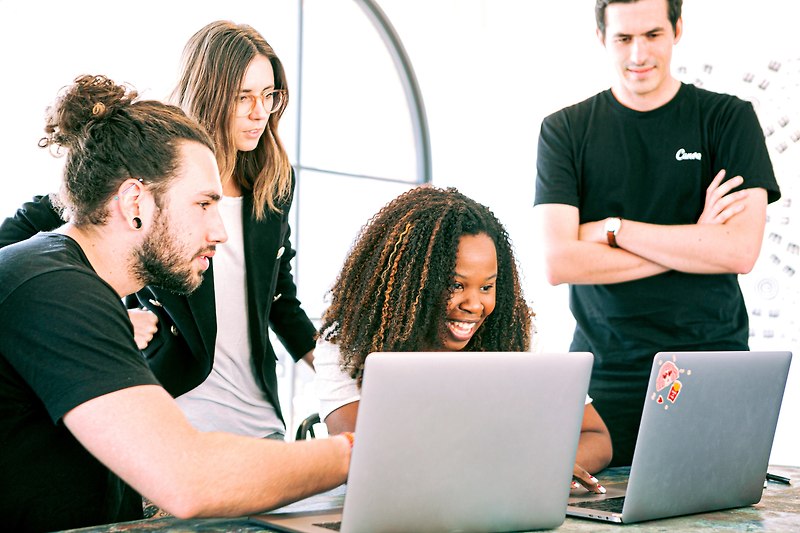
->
[[676, 148, 702, 161]]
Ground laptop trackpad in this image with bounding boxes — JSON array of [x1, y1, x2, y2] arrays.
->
[[568, 481, 627, 503]]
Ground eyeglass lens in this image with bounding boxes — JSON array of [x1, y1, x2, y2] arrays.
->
[[238, 91, 283, 116]]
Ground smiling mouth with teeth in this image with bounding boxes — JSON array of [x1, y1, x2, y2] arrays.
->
[[446, 319, 480, 342]]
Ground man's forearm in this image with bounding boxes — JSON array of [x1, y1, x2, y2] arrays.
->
[[613, 218, 763, 274], [543, 239, 669, 286], [65, 385, 351, 520], [537, 203, 669, 286]]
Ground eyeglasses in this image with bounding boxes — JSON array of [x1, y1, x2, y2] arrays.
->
[[234, 89, 286, 117]]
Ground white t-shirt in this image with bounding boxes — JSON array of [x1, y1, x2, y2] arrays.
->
[[314, 338, 362, 421], [176, 195, 284, 437], [313, 338, 592, 422]]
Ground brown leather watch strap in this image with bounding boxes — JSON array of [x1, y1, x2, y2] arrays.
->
[[605, 217, 621, 248]]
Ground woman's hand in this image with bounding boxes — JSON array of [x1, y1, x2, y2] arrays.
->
[[572, 463, 606, 494], [128, 308, 159, 350]]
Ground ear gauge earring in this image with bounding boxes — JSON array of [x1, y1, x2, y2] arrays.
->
[[132, 217, 143, 230]]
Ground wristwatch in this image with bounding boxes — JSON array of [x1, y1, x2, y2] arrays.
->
[[605, 217, 621, 248]]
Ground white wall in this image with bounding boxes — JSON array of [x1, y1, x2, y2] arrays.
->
[[0, 0, 797, 465]]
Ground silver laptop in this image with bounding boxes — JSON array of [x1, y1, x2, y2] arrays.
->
[[567, 350, 792, 524], [252, 351, 593, 533]]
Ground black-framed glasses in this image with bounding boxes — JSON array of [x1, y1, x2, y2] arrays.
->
[[234, 89, 286, 117]]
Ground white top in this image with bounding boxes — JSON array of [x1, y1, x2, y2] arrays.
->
[[314, 338, 592, 422], [314, 338, 362, 421], [176, 195, 284, 437]]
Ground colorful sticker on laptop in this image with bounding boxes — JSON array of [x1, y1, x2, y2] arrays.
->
[[656, 360, 680, 391], [667, 380, 682, 403], [650, 355, 692, 410]]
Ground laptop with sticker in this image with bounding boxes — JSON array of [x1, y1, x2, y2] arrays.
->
[[251, 351, 593, 533], [567, 350, 792, 524]]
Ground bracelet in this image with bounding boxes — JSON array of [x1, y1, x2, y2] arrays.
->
[[340, 431, 355, 449]]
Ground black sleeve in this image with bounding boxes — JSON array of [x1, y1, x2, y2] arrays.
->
[[712, 99, 781, 204], [534, 111, 581, 208], [0, 270, 158, 423], [0, 197, 202, 396], [128, 287, 210, 398], [268, 218, 318, 362], [0, 194, 65, 249]]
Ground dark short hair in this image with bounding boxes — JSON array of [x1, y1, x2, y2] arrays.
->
[[595, 0, 683, 36]]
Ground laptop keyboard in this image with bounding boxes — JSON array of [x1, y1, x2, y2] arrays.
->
[[312, 521, 342, 531], [571, 496, 626, 514]]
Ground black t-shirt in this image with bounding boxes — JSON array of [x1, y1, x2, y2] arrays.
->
[[0, 233, 160, 531], [534, 83, 781, 465], [534, 83, 781, 379]]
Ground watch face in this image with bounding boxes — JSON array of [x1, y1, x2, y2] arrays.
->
[[606, 217, 621, 233]]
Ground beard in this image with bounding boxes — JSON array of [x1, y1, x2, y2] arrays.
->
[[131, 209, 207, 295]]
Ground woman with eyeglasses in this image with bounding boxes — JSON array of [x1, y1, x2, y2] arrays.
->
[[0, 21, 316, 442], [165, 20, 317, 441]]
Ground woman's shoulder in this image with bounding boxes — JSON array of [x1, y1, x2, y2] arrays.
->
[[314, 336, 342, 365]]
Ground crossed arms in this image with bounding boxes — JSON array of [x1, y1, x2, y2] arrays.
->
[[536, 170, 769, 286]]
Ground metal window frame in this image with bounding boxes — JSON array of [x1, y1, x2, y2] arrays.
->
[[293, 0, 432, 184]]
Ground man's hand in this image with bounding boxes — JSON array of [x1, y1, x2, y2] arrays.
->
[[578, 169, 749, 245], [697, 169, 750, 225], [128, 308, 159, 350]]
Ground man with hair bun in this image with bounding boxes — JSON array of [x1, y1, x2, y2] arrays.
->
[[1, 20, 319, 442], [0, 74, 350, 532]]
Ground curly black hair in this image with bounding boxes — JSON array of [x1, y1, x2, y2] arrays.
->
[[320, 185, 532, 385]]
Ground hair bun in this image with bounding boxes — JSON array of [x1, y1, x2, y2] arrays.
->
[[91, 102, 107, 117], [39, 74, 138, 150]]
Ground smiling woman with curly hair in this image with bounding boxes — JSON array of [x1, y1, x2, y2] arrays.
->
[[314, 185, 613, 490], [320, 185, 532, 385]]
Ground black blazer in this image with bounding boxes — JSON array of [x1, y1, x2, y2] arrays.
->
[[0, 183, 316, 424]]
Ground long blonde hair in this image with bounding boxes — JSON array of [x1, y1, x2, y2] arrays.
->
[[171, 20, 292, 218]]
